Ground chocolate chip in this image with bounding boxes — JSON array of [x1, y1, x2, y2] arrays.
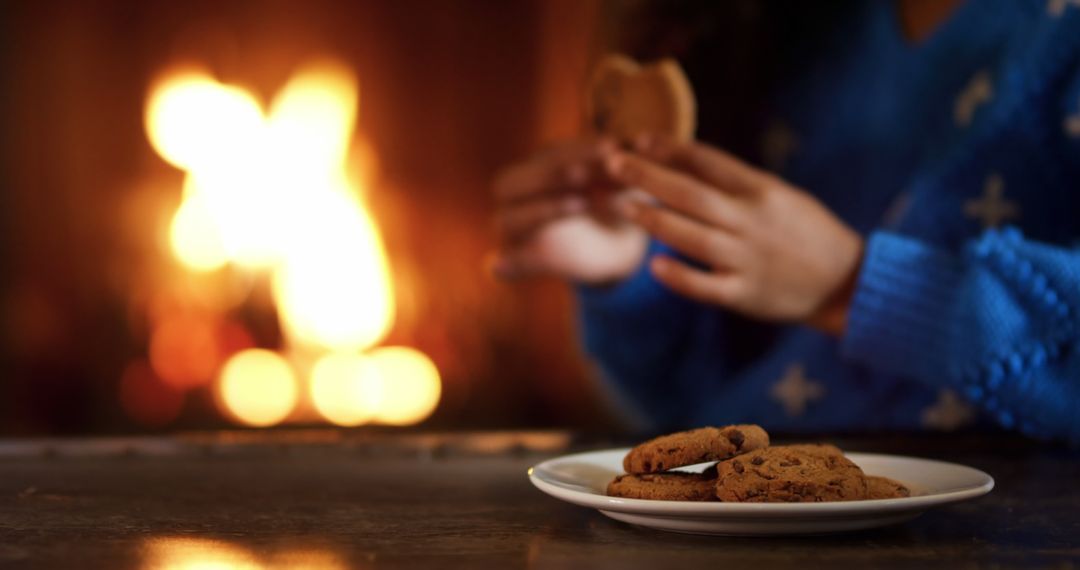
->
[[728, 429, 745, 450], [732, 460, 744, 474], [751, 456, 764, 466]]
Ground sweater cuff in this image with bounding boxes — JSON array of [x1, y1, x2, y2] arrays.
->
[[841, 231, 964, 382]]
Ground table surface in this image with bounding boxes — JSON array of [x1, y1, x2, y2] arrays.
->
[[0, 430, 1077, 569]]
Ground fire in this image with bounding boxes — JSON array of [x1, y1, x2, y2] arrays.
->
[[309, 352, 382, 427], [140, 537, 347, 570], [218, 349, 299, 427], [168, 184, 228, 272], [148, 312, 220, 389], [142, 59, 437, 427], [364, 346, 442, 426], [145, 70, 264, 173], [271, 186, 395, 352], [141, 537, 261, 570], [309, 347, 441, 427]]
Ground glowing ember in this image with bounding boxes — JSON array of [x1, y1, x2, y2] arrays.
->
[[141, 537, 262, 570], [365, 346, 441, 426], [169, 185, 229, 272], [149, 313, 219, 389], [309, 347, 441, 426], [140, 537, 346, 570], [309, 353, 382, 427], [217, 349, 298, 427]]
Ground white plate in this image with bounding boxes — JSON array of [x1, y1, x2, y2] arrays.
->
[[528, 448, 993, 536]]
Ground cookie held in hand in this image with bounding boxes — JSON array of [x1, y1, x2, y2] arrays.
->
[[623, 425, 769, 474], [587, 53, 696, 145]]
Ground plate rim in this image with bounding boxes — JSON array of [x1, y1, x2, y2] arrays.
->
[[528, 447, 995, 517]]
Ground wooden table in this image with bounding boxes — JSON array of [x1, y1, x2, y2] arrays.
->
[[0, 431, 1077, 569]]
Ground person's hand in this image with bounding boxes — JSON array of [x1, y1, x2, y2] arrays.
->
[[491, 139, 648, 285], [607, 136, 864, 334]]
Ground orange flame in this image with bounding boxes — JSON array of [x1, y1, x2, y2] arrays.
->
[[144, 60, 438, 427]]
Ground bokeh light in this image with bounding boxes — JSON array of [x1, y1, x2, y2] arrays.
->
[[169, 188, 228, 272], [149, 313, 220, 389], [309, 353, 382, 426], [145, 60, 439, 428], [366, 346, 441, 425], [217, 349, 298, 427], [272, 187, 395, 353], [146, 62, 396, 349], [140, 537, 346, 570], [266, 549, 347, 570], [309, 347, 440, 426], [266, 60, 358, 184], [140, 537, 262, 570], [145, 70, 263, 172]]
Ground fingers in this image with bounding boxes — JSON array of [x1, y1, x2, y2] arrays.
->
[[493, 139, 617, 202], [623, 201, 741, 268], [607, 153, 741, 229], [495, 195, 587, 242], [650, 255, 743, 307], [633, 134, 773, 195]]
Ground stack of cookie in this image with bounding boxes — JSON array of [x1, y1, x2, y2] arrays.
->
[[607, 425, 910, 502]]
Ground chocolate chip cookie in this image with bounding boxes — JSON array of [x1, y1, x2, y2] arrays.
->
[[715, 444, 868, 502], [622, 425, 769, 474], [607, 465, 719, 501], [866, 475, 911, 499]]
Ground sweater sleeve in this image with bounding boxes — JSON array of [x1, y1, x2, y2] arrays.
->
[[841, 228, 1080, 442], [575, 240, 730, 430]]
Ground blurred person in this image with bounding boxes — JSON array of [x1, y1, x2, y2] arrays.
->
[[492, 0, 1080, 441]]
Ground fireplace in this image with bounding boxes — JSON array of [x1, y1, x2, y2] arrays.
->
[[138, 60, 440, 428], [0, 0, 608, 434]]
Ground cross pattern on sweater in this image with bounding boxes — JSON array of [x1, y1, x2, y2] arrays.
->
[[1047, 0, 1080, 17], [770, 364, 825, 417], [921, 389, 977, 431], [965, 174, 1019, 228], [954, 71, 993, 128]]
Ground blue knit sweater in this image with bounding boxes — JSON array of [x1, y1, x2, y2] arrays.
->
[[577, 0, 1080, 441]]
